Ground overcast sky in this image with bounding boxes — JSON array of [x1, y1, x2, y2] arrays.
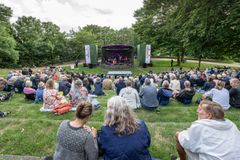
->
[[2, 0, 143, 32]]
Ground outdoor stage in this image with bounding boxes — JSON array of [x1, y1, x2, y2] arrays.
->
[[101, 44, 134, 69]]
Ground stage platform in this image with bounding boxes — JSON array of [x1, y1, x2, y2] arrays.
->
[[107, 71, 132, 76]]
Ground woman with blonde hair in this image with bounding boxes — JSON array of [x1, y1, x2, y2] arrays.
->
[[41, 79, 64, 112], [203, 80, 230, 110], [98, 96, 156, 160]]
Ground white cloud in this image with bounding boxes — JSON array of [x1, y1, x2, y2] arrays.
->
[[2, 0, 143, 32]]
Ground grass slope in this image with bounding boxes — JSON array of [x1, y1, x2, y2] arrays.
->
[[0, 60, 239, 160]]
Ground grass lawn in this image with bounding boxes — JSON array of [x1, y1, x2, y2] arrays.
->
[[0, 60, 239, 160]]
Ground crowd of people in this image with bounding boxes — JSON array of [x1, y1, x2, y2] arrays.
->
[[0, 65, 240, 159]]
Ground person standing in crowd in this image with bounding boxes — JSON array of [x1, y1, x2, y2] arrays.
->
[[171, 59, 174, 67], [98, 96, 157, 160], [53, 101, 98, 160], [175, 100, 240, 160], [229, 78, 240, 108], [119, 80, 140, 109]]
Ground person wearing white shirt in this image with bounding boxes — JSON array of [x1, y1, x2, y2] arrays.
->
[[119, 80, 140, 109], [175, 100, 240, 160], [203, 80, 230, 110]]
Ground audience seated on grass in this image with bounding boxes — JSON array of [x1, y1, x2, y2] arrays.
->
[[23, 80, 36, 100], [198, 76, 215, 93], [40, 79, 66, 112], [0, 77, 7, 91], [52, 101, 98, 160], [34, 81, 44, 103], [98, 96, 157, 160], [4, 75, 16, 92], [115, 77, 126, 95], [0, 92, 13, 102], [169, 74, 181, 93], [58, 75, 71, 96], [82, 77, 92, 94], [69, 79, 100, 110], [119, 79, 140, 109], [202, 80, 230, 110], [157, 80, 173, 105], [13, 76, 25, 93], [139, 78, 159, 110], [102, 76, 114, 90], [175, 100, 240, 160], [173, 80, 195, 104], [92, 77, 105, 96], [69, 79, 88, 108], [229, 78, 240, 108]]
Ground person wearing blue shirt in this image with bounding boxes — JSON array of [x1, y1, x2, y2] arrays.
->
[[98, 96, 157, 160], [35, 82, 44, 103]]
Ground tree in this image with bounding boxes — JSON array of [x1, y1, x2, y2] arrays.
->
[[13, 16, 43, 66], [133, 0, 178, 51], [134, 0, 240, 67], [41, 22, 66, 65], [68, 29, 97, 60], [0, 4, 18, 67]]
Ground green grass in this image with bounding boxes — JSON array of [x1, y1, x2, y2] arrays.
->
[[65, 60, 217, 75], [1, 92, 239, 160], [0, 60, 240, 160]]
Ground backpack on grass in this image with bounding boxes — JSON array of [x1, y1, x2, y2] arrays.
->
[[52, 102, 72, 115]]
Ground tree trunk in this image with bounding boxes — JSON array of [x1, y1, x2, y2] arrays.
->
[[180, 47, 185, 63], [198, 55, 202, 69], [177, 52, 181, 66]]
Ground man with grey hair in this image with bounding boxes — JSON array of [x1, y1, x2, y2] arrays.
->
[[174, 100, 240, 160], [139, 78, 159, 110]]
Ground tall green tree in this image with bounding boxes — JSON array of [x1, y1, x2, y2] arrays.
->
[[134, 0, 240, 66], [0, 4, 18, 67], [40, 22, 66, 65], [13, 16, 43, 66], [133, 0, 178, 50], [68, 29, 97, 60]]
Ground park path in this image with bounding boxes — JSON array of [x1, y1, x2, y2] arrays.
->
[[152, 58, 240, 68], [1, 58, 240, 71], [55, 58, 240, 68]]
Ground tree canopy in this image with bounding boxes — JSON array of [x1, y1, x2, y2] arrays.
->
[[133, 0, 240, 66], [0, 4, 18, 67], [0, 1, 240, 67]]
